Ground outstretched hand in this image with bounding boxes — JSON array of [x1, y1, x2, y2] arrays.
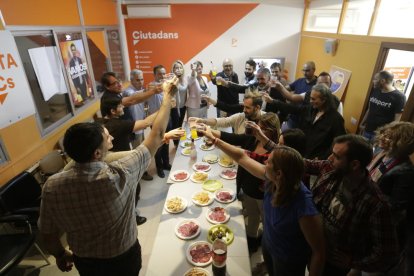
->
[[201, 94, 217, 106], [162, 76, 179, 97], [56, 250, 74, 272]]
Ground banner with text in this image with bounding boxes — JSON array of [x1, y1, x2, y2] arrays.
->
[[0, 31, 35, 129], [124, 4, 257, 80]]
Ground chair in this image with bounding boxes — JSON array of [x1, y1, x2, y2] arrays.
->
[[0, 172, 50, 273], [0, 215, 37, 275], [38, 150, 66, 183]]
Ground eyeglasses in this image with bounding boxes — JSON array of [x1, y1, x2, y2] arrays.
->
[[109, 80, 122, 86]]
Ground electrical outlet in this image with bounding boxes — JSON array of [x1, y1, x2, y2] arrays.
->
[[351, 117, 357, 125]]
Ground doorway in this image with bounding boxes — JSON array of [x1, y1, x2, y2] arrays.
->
[[361, 42, 414, 126]]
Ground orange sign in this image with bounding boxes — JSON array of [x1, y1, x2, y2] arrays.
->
[[384, 67, 411, 79], [124, 4, 257, 80]]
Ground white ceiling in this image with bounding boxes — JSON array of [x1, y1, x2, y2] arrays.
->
[[121, 0, 305, 8]]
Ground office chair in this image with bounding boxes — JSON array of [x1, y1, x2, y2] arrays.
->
[[0, 214, 37, 275], [0, 171, 50, 273]]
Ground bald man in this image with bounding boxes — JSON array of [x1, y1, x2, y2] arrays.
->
[[210, 58, 239, 117]]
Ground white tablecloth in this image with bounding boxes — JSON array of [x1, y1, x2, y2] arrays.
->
[[145, 136, 251, 275]]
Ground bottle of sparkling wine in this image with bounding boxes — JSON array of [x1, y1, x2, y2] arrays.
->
[[212, 233, 227, 276]]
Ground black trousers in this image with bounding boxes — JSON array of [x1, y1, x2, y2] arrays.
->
[[73, 240, 141, 276], [171, 107, 186, 146], [155, 119, 172, 170]]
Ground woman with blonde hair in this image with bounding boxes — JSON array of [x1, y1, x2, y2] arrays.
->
[[171, 60, 188, 146], [366, 121, 414, 275], [200, 126, 325, 276]]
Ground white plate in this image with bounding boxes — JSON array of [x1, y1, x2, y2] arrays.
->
[[181, 147, 192, 156], [175, 219, 201, 240], [170, 170, 190, 182], [199, 143, 215, 151], [164, 196, 187, 214], [218, 159, 235, 168], [214, 188, 236, 204], [219, 168, 237, 180], [180, 141, 193, 148], [202, 154, 219, 164], [206, 207, 230, 224], [191, 191, 214, 206], [186, 241, 212, 267], [190, 172, 209, 183], [192, 162, 211, 172], [183, 267, 210, 276]]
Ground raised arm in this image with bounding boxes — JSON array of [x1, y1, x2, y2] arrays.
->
[[142, 77, 178, 156], [201, 127, 266, 180], [122, 85, 162, 107], [274, 82, 305, 103], [132, 112, 157, 132]]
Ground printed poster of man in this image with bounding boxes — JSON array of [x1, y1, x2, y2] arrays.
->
[[59, 39, 93, 106]]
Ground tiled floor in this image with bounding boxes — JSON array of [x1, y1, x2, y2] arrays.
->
[[8, 144, 265, 276]]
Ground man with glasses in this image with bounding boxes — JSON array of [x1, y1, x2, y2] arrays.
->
[[210, 58, 239, 117], [123, 69, 153, 181], [100, 71, 161, 121]]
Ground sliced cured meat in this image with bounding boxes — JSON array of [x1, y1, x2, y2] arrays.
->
[[190, 244, 211, 263], [222, 169, 236, 178], [178, 222, 199, 237], [217, 191, 232, 201], [209, 207, 226, 222], [195, 164, 210, 171], [174, 172, 188, 180]]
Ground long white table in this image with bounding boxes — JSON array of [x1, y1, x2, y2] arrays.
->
[[145, 136, 251, 275]]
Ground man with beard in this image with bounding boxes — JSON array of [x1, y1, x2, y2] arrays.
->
[[210, 58, 239, 117], [305, 134, 398, 275], [222, 59, 257, 93], [189, 91, 265, 134], [360, 70, 406, 142]]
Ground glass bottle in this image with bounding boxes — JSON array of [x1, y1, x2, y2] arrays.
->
[[212, 233, 227, 276], [190, 138, 197, 163]]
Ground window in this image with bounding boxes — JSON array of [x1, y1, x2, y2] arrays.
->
[[305, 0, 343, 33], [372, 0, 414, 38], [14, 32, 72, 132], [0, 137, 10, 166], [106, 29, 125, 80], [86, 30, 110, 93], [56, 32, 95, 106], [341, 0, 376, 35]]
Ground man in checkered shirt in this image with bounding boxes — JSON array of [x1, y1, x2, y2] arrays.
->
[[38, 76, 179, 275]]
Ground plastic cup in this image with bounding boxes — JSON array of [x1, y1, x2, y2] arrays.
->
[[190, 128, 198, 139], [180, 129, 187, 141]]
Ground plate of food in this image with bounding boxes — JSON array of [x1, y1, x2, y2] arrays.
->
[[192, 191, 214, 206], [202, 154, 219, 164], [214, 188, 236, 204], [202, 179, 223, 192], [170, 170, 190, 182], [190, 172, 209, 183], [218, 155, 235, 168], [199, 143, 215, 151], [206, 206, 230, 224], [184, 267, 210, 276], [175, 219, 201, 240], [180, 141, 193, 148], [165, 196, 187, 214], [219, 168, 237, 180], [192, 162, 211, 172], [186, 241, 212, 267], [181, 147, 192, 156], [207, 224, 234, 245]]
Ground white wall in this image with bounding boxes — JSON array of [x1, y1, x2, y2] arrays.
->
[[184, 3, 304, 83]]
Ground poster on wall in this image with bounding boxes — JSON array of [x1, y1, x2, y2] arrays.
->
[[329, 65, 352, 101], [383, 66, 413, 94], [0, 30, 36, 129], [59, 39, 93, 106]]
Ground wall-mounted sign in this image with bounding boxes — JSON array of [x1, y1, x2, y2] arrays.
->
[[0, 31, 36, 129]]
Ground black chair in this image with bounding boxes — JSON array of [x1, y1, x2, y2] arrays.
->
[[0, 215, 37, 275], [0, 172, 50, 274]]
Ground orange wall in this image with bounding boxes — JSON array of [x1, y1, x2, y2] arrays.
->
[[0, 0, 80, 25], [82, 0, 118, 25], [0, 1, 117, 185]]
